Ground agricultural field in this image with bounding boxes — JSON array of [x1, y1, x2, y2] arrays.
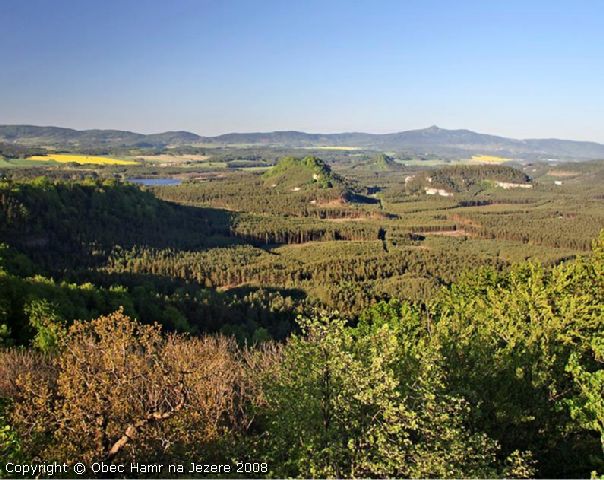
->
[[134, 153, 210, 163], [309, 146, 362, 151], [469, 154, 511, 163], [27, 153, 139, 165], [0, 155, 71, 167]]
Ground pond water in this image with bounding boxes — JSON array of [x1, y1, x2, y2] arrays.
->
[[128, 178, 182, 186]]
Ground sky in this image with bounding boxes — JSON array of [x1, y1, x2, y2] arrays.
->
[[1, 0, 604, 141]]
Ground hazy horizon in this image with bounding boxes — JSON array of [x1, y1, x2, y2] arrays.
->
[[2, 0, 604, 141], [5, 122, 604, 144]]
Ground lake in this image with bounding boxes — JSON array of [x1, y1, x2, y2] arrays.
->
[[128, 178, 182, 186]]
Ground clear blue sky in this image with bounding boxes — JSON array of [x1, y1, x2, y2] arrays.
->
[[1, 0, 603, 140]]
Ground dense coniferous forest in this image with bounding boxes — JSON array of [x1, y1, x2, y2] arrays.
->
[[0, 155, 603, 478]]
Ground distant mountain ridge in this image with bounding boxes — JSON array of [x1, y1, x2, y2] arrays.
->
[[0, 125, 201, 148], [1, 124, 604, 160]]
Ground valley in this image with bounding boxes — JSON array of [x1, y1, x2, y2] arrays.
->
[[0, 133, 602, 478], [1, 146, 602, 337], [3, 2, 604, 476]]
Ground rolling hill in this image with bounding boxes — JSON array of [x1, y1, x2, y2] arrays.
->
[[204, 126, 604, 159], [263, 156, 344, 191], [2, 124, 604, 160], [0, 125, 201, 148]]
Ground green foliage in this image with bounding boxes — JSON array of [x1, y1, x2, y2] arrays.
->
[[0, 260, 303, 346], [25, 298, 65, 352], [563, 233, 604, 461], [0, 400, 21, 478], [259, 313, 510, 478], [566, 336, 604, 452], [156, 169, 369, 218], [0, 178, 232, 271], [409, 165, 531, 193], [107, 241, 504, 315], [0, 232, 602, 477], [0, 142, 46, 159], [428, 231, 604, 477], [0, 325, 9, 346], [459, 209, 601, 251], [369, 153, 398, 171], [263, 156, 342, 190]]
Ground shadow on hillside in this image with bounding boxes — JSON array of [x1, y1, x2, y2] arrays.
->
[[5, 200, 244, 274], [66, 270, 307, 341], [1, 183, 311, 342]]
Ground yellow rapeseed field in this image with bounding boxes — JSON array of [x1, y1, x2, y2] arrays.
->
[[469, 154, 510, 164], [27, 154, 138, 165]]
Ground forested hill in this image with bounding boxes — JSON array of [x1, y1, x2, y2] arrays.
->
[[3, 124, 604, 159], [207, 127, 604, 159], [406, 165, 531, 193], [0, 177, 233, 271], [356, 153, 400, 171], [263, 156, 344, 190], [0, 125, 201, 148]]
